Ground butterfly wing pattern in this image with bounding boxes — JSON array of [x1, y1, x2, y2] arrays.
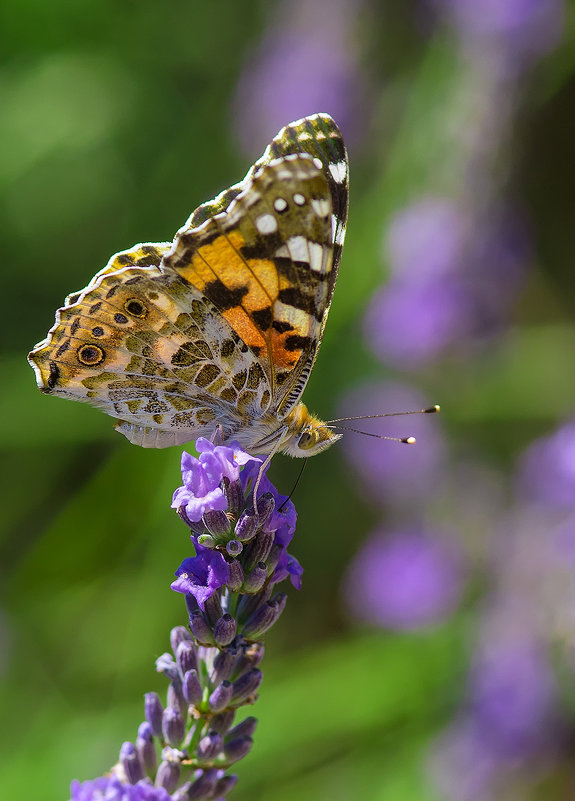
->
[[28, 114, 349, 456]]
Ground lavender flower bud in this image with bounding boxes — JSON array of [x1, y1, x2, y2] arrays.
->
[[155, 759, 181, 792], [230, 668, 263, 706], [156, 652, 179, 682], [242, 562, 268, 594], [212, 647, 237, 684], [237, 585, 272, 624], [145, 692, 164, 738], [226, 539, 243, 557], [202, 510, 231, 538], [227, 559, 244, 592], [224, 735, 253, 763], [234, 510, 259, 542], [170, 626, 192, 655], [162, 706, 186, 747], [167, 680, 186, 719], [120, 741, 144, 784], [197, 731, 224, 761], [189, 610, 215, 645], [136, 722, 157, 777], [171, 785, 192, 801], [242, 602, 277, 640], [225, 716, 258, 740], [208, 680, 233, 712], [257, 492, 275, 525], [213, 614, 237, 647], [210, 709, 235, 734], [176, 639, 198, 676], [243, 530, 274, 572], [213, 774, 238, 796], [223, 477, 243, 518], [234, 643, 265, 677], [196, 534, 216, 548], [187, 769, 218, 800], [183, 669, 203, 706], [266, 543, 283, 573], [203, 593, 223, 627]]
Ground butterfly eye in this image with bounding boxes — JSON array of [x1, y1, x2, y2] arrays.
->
[[77, 344, 105, 366], [297, 430, 315, 450], [124, 298, 147, 318]]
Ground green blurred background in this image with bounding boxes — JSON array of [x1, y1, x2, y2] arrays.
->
[[3, 1, 575, 799]]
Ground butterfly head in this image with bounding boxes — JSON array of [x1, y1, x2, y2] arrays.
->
[[281, 403, 342, 458]]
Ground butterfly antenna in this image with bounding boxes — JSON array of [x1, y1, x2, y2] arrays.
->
[[327, 405, 440, 424], [278, 459, 308, 512], [328, 424, 417, 444]]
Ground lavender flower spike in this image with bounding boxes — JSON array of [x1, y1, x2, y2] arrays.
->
[[70, 438, 302, 799]]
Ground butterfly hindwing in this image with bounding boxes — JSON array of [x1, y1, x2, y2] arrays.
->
[[30, 246, 272, 447]]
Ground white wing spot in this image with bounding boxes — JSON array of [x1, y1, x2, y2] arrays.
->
[[287, 236, 310, 263], [274, 197, 288, 213], [329, 160, 347, 184], [311, 199, 330, 217], [293, 193, 306, 206], [335, 225, 346, 246], [308, 242, 326, 272], [313, 158, 323, 170], [275, 245, 290, 258], [255, 213, 278, 234]]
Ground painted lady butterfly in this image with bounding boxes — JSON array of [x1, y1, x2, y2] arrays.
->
[[28, 114, 349, 457]]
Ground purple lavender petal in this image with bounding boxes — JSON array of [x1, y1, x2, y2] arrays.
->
[[343, 528, 464, 630], [195, 438, 258, 482], [172, 549, 230, 610], [339, 382, 447, 505], [272, 549, 304, 590]]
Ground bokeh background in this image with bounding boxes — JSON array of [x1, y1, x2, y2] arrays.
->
[[3, 1, 575, 799]]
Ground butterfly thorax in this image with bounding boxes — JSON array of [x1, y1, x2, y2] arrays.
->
[[239, 402, 340, 458]]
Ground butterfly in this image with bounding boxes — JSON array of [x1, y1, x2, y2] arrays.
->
[[28, 114, 349, 458]]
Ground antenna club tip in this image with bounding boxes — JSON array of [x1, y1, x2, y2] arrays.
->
[[403, 436, 417, 445], [425, 405, 440, 414]]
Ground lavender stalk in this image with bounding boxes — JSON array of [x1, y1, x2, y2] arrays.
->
[[70, 438, 302, 800]]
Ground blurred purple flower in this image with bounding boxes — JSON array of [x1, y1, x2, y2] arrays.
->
[[428, 719, 501, 801], [466, 206, 529, 332], [430, 614, 559, 800], [343, 528, 465, 630], [233, 0, 365, 154], [385, 196, 467, 281], [171, 439, 255, 522], [518, 419, 575, 511], [340, 381, 447, 505], [434, 0, 564, 65], [372, 201, 528, 367], [172, 548, 230, 609], [468, 634, 557, 757], [364, 277, 474, 368], [70, 776, 171, 801]]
